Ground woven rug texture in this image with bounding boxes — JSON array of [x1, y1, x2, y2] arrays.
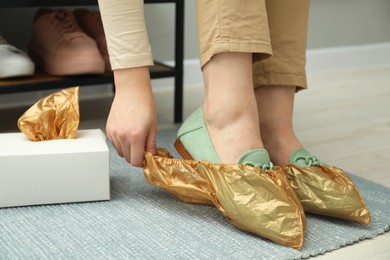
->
[[1, 128, 389, 259]]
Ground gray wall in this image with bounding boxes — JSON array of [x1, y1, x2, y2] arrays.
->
[[0, 0, 389, 62], [308, 0, 390, 49]]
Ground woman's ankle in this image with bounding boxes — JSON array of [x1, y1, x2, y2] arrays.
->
[[261, 128, 302, 166]]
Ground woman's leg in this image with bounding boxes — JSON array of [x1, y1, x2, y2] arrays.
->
[[253, 0, 310, 165], [196, 0, 272, 163], [203, 52, 263, 163]]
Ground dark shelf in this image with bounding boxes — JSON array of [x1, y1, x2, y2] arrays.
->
[[0, 63, 175, 94], [0, 0, 180, 8], [0, 0, 184, 122]]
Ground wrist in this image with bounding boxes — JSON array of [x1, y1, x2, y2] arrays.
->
[[113, 67, 152, 93]]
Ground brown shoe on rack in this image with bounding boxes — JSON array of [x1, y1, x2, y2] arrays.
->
[[74, 9, 111, 72], [28, 9, 105, 76]]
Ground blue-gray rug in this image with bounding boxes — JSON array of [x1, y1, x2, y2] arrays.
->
[[1, 128, 389, 259]]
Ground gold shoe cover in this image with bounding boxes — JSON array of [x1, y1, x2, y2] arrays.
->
[[144, 148, 306, 250], [283, 164, 371, 224], [17, 87, 80, 141]]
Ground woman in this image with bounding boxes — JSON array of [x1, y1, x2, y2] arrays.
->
[[98, 0, 370, 248]]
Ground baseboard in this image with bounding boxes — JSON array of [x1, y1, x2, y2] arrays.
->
[[306, 42, 390, 73], [151, 59, 202, 90], [154, 42, 390, 89]]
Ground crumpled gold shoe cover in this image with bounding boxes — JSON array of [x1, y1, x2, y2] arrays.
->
[[144, 148, 306, 250], [17, 87, 80, 141], [283, 164, 371, 224]]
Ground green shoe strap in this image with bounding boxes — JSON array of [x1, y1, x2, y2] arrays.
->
[[289, 148, 320, 167], [238, 149, 274, 170]]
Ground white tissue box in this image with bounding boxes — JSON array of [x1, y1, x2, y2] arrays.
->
[[0, 129, 110, 208]]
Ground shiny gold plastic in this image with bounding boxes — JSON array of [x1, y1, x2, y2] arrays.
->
[[283, 164, 371, 224], [144, 148, 306, 250], [17, 87, 80, 141]]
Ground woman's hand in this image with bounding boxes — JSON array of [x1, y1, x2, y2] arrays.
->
[[106, 67, 157, 167]]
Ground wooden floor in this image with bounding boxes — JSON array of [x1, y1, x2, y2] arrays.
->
[[295, 65, 390, 259], [1, 65, 389, 259]]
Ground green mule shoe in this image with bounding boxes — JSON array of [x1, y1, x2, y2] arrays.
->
[[283, 148, 371, 224], [174, 107, 273, 170]]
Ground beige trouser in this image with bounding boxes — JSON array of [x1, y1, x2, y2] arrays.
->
[[98, 0, 154, 70], [197, 0, 310, 89]]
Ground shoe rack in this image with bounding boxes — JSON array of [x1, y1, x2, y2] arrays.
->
[[0, 0, 184, 123]]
